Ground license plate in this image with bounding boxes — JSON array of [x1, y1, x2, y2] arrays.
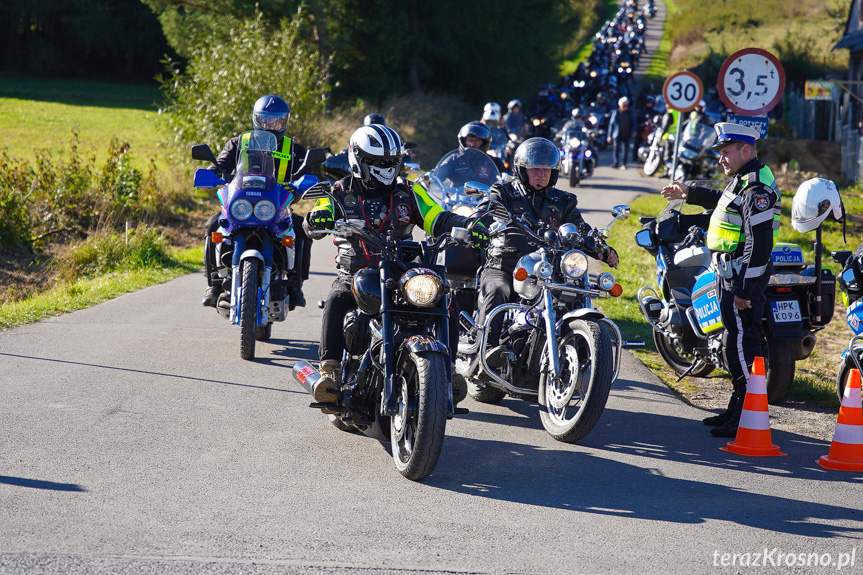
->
[[771, 300, 801, 323]]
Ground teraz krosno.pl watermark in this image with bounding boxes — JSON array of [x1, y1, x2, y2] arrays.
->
[[712, 548, 856, 570]]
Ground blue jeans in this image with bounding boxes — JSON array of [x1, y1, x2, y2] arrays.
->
[[611, 137, 631, 167]]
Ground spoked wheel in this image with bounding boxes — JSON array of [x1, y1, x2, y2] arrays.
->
[[643, 146, 661, 176], [538, 319, 614, 443], [653, 329, 715, 377], [390, 351, 448, 481], [239, 259, 259, 360]]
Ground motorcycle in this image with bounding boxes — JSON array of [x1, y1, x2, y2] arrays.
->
[[635, 197, 836, 403], [291, 184, 476, 481], [487, 125, 511, 172], [669, 121, 720, 182], [456, 200, 644, 443], [557, 127, 597, 188], [641, 120, 671, 177], [645, 0, 657, 18], [831, 243, 863, 399], [191, 130, 323, 360]]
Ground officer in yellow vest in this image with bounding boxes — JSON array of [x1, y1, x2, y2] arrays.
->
[[661, 122, 781, 437], [202, 95, 311, 309]]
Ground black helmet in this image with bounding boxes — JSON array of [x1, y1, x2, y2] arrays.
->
[[252, 95, 290, 139], [363, 112, 386, 126], [458, 121, 492, 152], [513, 137, 560, 191]]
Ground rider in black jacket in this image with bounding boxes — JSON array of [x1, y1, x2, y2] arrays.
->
[[475, 137, 619, 367]]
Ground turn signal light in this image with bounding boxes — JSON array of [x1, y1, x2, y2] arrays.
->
[[609, 284, 623, 297], [281, 236, 294, 247], [514, 267, 528, 281], [210, 232, 223, 244]]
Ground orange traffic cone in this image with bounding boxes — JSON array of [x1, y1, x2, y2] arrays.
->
[[818, 368, 863, 471], [721, 356, 786, 457]]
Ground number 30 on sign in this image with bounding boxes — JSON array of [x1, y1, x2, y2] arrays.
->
[[662, 71, 703, 113], [718, 47, 786, 117]]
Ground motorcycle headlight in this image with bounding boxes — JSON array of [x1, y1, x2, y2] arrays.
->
[[535, 261, 553, 279], [453, 204, 474, 217], [253, 200, 276, 221], [597, 271, 616, 291], [230, 199, 253, 221], [400, 268, 444, 307], [569, 137, 582, 148], [561, 250, 589, 279]]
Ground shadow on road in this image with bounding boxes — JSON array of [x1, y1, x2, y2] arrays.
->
[[0, 475, 86, 492]]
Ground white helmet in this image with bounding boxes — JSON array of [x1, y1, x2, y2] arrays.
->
[[791, 178, 842, 233], [348, 125, 404, 188], [482, 102, 501, 123]]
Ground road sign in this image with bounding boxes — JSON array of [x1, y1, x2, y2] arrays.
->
[[727, 114, 769, 138], [662, 71, 704, 113], [717, 48, 785, 116]]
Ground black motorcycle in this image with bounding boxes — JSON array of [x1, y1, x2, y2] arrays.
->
[[635, 198, 836, 403], [291, 184, 475, 481], [831, 243, 863, 399]]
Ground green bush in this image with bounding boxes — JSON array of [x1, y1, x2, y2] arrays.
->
[[56, 226, 172, 281]]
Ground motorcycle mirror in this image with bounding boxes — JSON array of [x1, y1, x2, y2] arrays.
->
[[635, 229, 654, 249], [611, 204, 631, 221], [191, 144, 218, 164], [463, 181, 490, 198], [832, 250, 853, 267]]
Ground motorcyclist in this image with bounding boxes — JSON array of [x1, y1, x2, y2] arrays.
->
[[202, 94, 311, 309], [450, 121, 506, 174], [503, 99, 528, 141], [474, 137, 619, 368], [481, 102, 502, 127], [303, 124, 488, 406]]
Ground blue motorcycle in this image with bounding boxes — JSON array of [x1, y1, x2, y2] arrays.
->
[[635, 198, 836, 403], [192, 130, 322, 360], [831, 243, 863, 398]]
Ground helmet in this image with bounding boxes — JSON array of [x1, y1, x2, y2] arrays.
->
[[252, 95, 290, 139], [645, 95, 655, 105], [507, 99, 521, 112], [363, 112, 386, 126], [458, 121, 491, 152], [348, 125, 404, 188], [513, 137, 560, 190], [482, 102, 501, 123], [791, 178, 843, 233], [571, 107, 584, 119]]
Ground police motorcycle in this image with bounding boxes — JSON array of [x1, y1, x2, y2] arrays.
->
[[833, 243, 863, 399], [191, 130, 323, 360], [635, 190, 838, 404], [556, 126, 597, 188], [456, 199, 643, 443], [290, 183, 476, 481], [668, 121, 720, 182]]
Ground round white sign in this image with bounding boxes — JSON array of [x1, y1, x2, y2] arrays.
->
[[662, 71, 704, 113], [718, 48, 785, 116]]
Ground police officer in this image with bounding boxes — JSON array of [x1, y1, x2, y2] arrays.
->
[[661, 123, 781, 437], [475, 137, 619, 368], [202, 95, 312, 309], [304, 124, 488, 406]]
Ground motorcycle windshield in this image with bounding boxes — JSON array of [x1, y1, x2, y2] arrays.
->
[[235, 130, 278, 190], [490, 127, 509, 147], [682, 122, 717, 148], [428, 148, 500, 203]]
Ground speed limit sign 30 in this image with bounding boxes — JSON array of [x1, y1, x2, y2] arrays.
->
[[718, 47, 786, 116], [662, 71, 704, 113]]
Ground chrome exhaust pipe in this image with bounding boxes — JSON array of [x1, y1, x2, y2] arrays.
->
[[291, 360, 320, 396]]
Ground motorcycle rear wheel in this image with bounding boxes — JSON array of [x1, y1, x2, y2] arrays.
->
[[643, 148, 661, 176], [538, 319, 614, 443], [569, 164, 579, 187], [240, 259, 259, 360], [764, 336, 794, 404], [390, 351, 448, 481], [653, 329, 715, 378]]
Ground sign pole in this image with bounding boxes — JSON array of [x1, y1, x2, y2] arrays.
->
[[670, 118, 683, 183]]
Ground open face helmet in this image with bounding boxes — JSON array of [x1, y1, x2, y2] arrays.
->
[[482, 102, 501, 123], [458, 121, 492, 152], [348, 125, 404, 188], [791, 178, 843, 233], [507, 99, 522, 112], [363, 112, 386, 126], [513, 137, 560, 191], [252, 95, 290, 139]]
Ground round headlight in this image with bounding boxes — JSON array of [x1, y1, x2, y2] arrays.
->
[[535, 261, 553, 279], [400, 268, 444, 307], [253, 200, 276, 221], [453, 204, 474, 218], [597, 271, 616, 291], [230, 199, 253, 221], [561, 250, 589, 278]]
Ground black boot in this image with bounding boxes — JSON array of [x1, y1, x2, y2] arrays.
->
[[703, 394, 739, 427], [288, 286, 306, 308], [202, 285, 222, 307], [710, 399, 743, 437]]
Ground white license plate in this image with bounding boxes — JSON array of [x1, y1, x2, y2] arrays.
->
[[771, 300, 801, 323]]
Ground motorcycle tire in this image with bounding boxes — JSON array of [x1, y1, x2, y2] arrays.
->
[[834, 351, 863, 401], [643, 148, 661, 176], [569, 165, 579, 187], [390, 350, 448, 481], [239, 259, 259, 361], [538, 319, 614, 443], [328, 414, 358, 433], [652, 329, 715, 378], [764, 336, 795, 404], [256, 322, 272, 341], [467, 379, 506, 403]]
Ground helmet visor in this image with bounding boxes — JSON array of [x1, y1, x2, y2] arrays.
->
[[254, 110, 288, 133], [514, 138, 560, 170]]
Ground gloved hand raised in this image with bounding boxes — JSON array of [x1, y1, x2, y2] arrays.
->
[[471, 223, 489, 249], [307, 209, 334, 231]]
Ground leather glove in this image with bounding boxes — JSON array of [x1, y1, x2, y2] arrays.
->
[[471, 223, 489, 249], [307, 209, 334, 231], [603, 246, 619, 268]]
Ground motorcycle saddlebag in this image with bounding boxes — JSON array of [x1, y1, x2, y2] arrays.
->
[[802, 266, 836, 327]]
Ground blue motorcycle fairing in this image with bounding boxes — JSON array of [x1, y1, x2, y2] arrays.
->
[[691, 270, 723, 334], [194, 168, 225, 189], [847, 300, 863, 335]]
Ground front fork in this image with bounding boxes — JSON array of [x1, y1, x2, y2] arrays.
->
[[542, 286, 561, 379], [229, 234, 273, 326]]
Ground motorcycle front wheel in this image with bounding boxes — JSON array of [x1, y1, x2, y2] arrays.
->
[[834, 351, 863, 400], [538, 319, 614, 443], [643, 147, 661, 176], [391, 351, 448, 481], [653, 329, 715, 378], [240, 259, 259, 360], [569, 162, 579, 187]]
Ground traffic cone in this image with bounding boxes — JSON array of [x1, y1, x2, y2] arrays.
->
[[817, 369, 863, 471], [721, 357, 786, 457]]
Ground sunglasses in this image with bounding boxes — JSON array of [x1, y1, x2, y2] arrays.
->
[[370, 157, 401, 168]]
